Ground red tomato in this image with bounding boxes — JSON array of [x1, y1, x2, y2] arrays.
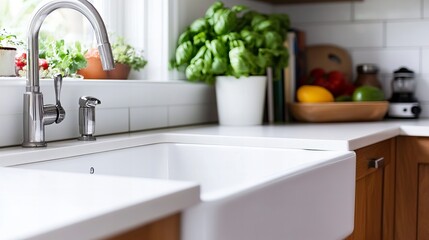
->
[[313, 70, 346, 97], [310, 68, 325, 79], [341, 82, 356, 96], [38, 59, 49, 70], [18, 52, 27, 59], [15, 52, 27, 70], [15, 60, 26, 69]]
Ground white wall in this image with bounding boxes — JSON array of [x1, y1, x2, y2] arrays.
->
[[274, 0, 429, 117]]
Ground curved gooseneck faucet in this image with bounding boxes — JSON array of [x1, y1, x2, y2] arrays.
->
[[23, 0, 115, 147]]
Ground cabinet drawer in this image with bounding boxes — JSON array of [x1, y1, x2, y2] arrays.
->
[[355, 139, 394, 180]]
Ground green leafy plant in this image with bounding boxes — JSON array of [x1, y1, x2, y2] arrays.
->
[[170, 1, 290, 84], [111, 37, 147, 71], [39, 38, 87, 77], [0, 29, 24, 48]]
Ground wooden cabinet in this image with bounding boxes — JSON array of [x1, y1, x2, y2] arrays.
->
[[105, 213, 180, 240], [396, 136, 429, 240], [346, 138, 396, 240]]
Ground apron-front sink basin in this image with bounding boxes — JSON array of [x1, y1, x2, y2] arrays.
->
[[15, 143, 355, 240]]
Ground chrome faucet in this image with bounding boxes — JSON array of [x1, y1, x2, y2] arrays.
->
[[22, 0, 115, 147]]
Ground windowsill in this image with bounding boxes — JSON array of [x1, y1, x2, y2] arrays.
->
[[0, 77, 204, 85]]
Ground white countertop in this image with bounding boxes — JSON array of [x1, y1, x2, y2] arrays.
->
[[2, 119, 428, 167], [0, 167, 199, 240], [165, 119, 429, 151], [3, 118, 429, 239]]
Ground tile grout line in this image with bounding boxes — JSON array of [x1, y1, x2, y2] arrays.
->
[[167, 105, 171, 127], [383, 20, 387, 48], [419, 47, 423, 74], [128, 107, 131, 132]]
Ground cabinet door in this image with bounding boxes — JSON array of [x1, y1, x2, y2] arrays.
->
[[396, 136, 429, 240], [106, 213, 180, 240], [346, 138, 395, 240]]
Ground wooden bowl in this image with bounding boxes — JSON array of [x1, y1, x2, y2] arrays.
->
[[289, 101, 389, 123]]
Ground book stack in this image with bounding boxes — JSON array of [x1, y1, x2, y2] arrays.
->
[[266, 29, 306, 124]]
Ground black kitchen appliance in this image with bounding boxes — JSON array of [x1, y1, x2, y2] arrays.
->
[[388, 67, 421, 118]]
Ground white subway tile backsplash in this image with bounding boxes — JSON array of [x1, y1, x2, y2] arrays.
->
[[0, 114, 23, 146], [0, 80, 217, 147], [274, 3, 352, 23], [128, 81, 215, 107], [128, 83, 173, 106], [130, 106, 169, 131], [386, 21, 429, 47], [425, 0, 429, 18], [96, 108, 130, 135], [46, 110, 79, 142], [41, 79, 133, 109], [354, 0, 421, 20], [417, 102, 429, 118], [415, 73, 429, 102], [47, 108, 130, 141], [421, 48, 429, 74], [296, 22, 383, 48], [165, 82, 216, 105], [168, 104, 217, 126], [0, 83, 25, 115], [351, 48, 420, 75]]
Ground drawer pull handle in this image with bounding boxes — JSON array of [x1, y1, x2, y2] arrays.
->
[[368, 157, 385, 169]]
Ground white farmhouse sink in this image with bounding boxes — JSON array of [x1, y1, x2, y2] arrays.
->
[[15, 143, 355, 240]]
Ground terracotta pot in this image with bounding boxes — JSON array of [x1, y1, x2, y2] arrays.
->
[[77, 57, 107, 79], [107, 63, 131, 79], [78, 57, 131, 80]]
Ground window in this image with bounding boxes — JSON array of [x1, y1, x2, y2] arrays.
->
[[0, 0, 99, 46], [0, 0, 182, 81]]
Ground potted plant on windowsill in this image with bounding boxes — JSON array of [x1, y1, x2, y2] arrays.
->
[[16, 38, 87, 79], [0, 29, 23, 77], [170, 1, 289, 126], [78, 37, 147, 80]]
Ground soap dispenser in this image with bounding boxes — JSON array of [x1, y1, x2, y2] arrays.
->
[[78, 96, 101, 141]]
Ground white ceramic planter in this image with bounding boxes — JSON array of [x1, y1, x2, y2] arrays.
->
[[215, 75, 267, 126], [0, 47, 17, 77]]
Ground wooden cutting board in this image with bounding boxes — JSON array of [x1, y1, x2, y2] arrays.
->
[[305, 44, 353, 82]]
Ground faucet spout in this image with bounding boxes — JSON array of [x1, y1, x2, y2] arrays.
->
[[23, 0, 114, 147], [27, 0, 115, 92]]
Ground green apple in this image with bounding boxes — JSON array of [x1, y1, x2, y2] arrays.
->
[[352, 86, 385, 102]]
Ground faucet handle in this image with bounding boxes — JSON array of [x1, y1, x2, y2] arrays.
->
[[54, 74, 65, 123], [79, 96, 101, 108], [54, 73, 62, 105]]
